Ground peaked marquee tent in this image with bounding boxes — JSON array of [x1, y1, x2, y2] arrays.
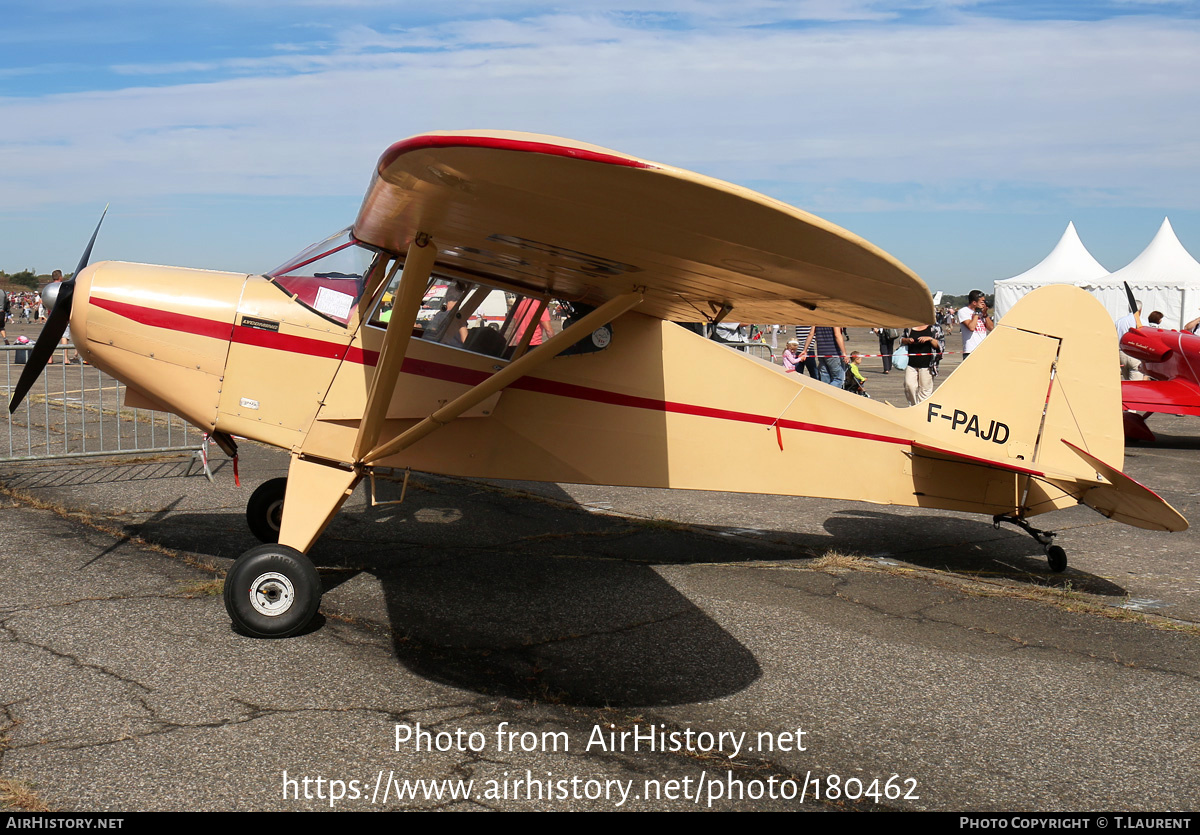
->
[[1078, 219, 1200, 330], [993, 222, 1109, 320]]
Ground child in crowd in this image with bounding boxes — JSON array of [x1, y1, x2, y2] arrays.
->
[[844, 351, 869, 397], [782, 339, 802, 373]]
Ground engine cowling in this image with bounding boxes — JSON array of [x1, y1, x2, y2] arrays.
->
[[1120, 328, 1173, 363]]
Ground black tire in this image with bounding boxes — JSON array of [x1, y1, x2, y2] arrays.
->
[[1046, 545, 1068, 573], [223, 544, 322, 638], [246, 477, 287, 543]]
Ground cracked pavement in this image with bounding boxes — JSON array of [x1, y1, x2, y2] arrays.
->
[[2, 358, 1200, 810]]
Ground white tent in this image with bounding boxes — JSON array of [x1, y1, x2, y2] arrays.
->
[[994, 222, 1109, 319], [1078, 219, 1200, 330]]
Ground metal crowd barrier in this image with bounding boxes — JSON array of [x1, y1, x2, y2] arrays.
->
[[739, 343, 779, 363], [1, 344, 204, 463]]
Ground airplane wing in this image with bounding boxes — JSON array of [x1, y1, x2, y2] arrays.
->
[[352, 131, 934, 328], [1121, 379, 1200, 416]]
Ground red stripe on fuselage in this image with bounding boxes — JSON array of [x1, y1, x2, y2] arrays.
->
[[94, 298, 913, 448], [504, 373, 911, 446], [233, 324, 348, 360], [92, 296, 235, 341], [92, 295, 350, 361]]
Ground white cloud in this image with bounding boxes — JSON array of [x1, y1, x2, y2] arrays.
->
[[3, 13, 1199, 214]]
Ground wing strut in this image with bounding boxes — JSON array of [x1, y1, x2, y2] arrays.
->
[[352, 234, 438, 462], [362, 291, 644, 465]]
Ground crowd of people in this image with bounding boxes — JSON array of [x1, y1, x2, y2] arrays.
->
[[2, 271, 79, 362], [775, 289, 995, 407], [2, 290, 48, 337]]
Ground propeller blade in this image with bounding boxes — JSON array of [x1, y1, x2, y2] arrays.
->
[[8, 208, 107, 413], [1124, 281, 1139, 316], [72, 204, 108, 281]]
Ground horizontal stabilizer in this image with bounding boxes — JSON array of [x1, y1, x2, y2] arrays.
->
[[1057, 441, 1187, 532], [1121, 379, 1200, 416], [911, 440, 1184, 531]]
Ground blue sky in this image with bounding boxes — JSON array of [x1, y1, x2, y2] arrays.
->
[[2, 0, 1198, 293]]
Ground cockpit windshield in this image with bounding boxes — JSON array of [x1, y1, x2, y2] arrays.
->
[[266, 228, 380, 326]]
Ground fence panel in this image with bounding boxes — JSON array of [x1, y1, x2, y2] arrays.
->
[[1, 345, 204, 463]]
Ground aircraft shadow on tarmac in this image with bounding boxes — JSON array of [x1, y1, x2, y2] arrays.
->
[[1126, 430, 1200, 450], [819, 508, 1127, 597], [0, 458, 212, 489], [17, 464, 1129, 705], [119, 478, 772, 707], [371, 553, 763, 707]]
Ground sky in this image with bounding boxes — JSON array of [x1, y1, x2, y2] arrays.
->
[[2, 0, 1199, 293]]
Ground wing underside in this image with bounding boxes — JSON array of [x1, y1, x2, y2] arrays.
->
[[352, 131, 934, 328], [1121, 379, 1200, 416]]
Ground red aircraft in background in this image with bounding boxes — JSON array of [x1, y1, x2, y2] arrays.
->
[[1120, 326, 1200, 441]]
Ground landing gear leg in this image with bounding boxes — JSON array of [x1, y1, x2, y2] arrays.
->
[[993, 514, 1067, 573]]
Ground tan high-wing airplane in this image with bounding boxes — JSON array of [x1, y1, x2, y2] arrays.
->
[[10, 131, 1186, 638]]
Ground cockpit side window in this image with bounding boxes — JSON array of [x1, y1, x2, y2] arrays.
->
[[368, 269, 559, 360]]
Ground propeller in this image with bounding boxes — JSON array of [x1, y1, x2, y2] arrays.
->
[[9, 207, 108, 413], [1124, 281, 1139, 316]]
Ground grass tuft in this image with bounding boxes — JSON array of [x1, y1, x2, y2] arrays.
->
[[0, 779, 51, 812], [176, 579, 224, 598]]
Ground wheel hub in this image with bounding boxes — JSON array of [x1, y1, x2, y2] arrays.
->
[[249, 571, 295, 617], [265, 499, 284, 533]]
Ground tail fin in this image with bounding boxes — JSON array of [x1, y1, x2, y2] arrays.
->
[[903, 285, 1186, 529], [919, 284, 1124, 476]]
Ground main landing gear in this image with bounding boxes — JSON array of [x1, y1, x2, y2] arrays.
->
[[993, 514, 1067, 573], [224, 476, 322, 637], [223, 544, 322, 638]]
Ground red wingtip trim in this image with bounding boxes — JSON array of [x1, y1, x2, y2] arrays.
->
[[378, 134, 656, 174]]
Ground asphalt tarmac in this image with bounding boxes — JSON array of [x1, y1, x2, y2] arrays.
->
[[1, 328, 1197, 812]]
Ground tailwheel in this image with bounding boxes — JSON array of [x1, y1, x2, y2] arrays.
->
[[246, 477, 287, 543], [993, 514, 1067, 574], [1045, 545, 1068, 573], [223, 544, 322, 638]]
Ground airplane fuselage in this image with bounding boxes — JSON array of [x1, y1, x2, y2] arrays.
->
[[72, 264, 1132, 530]]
